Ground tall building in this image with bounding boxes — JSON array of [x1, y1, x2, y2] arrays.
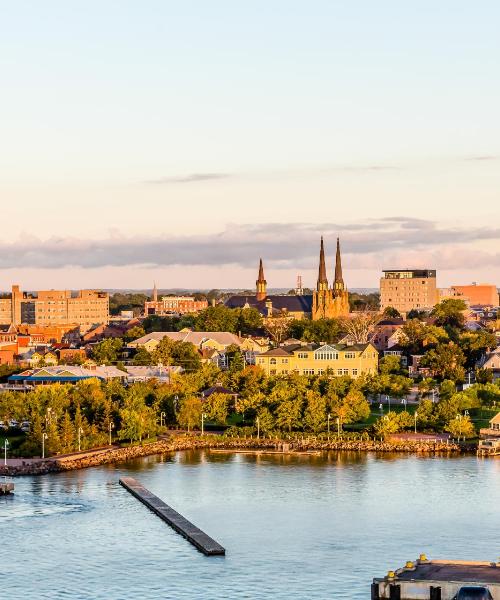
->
[[439, 284, 499, 307], [0, 286, 109, 331], [225, 237, 350, 320], [380, 269, 438, 315]]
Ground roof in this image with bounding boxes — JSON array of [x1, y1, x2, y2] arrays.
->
[[490, 413, 500, 426], [261, 342, 373, 356], [129, 331, 242, 348], [260, 347, 293, 357], [201, 385, 238, 397], [9, 365, 126, 382], [225, 295, 313, 313]]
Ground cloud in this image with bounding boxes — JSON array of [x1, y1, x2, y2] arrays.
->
[[145, 173, 231, 184], [0, 217, 499, 272], [464, 156, 498, 161]]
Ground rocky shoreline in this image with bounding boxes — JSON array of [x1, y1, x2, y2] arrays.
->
[[0, 435, 470, 477]]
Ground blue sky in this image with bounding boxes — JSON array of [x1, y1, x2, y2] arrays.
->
[[1, 1, 499, 290]]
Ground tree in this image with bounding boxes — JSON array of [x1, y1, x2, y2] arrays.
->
[[445, 414, 475, 440], [459, 330, 497, 369], [133, 347, 153, 365], [379, 355, 405, 375], [92, 338, 123, 364], [235, 308, 263, 335], [374, 411, 413, 438], [339, 311, 381, 344], [177, 397, 203, 432], [109, 292, 148, 316], [288, 318, 343, 344], [204, 393, 231, 425], [383, 306, 402, 318], [419, 343, 466, 382], [225, 344, 245, 373], [119, 387, 156, 443], [264, 315, 291, 344], [398, 320, 448, 355], [124, 326, 146, 342], [303, 390, 327, 433], [475, 368, 493, 384], [170, 341, 202, 372], [431, 299, 467, 330], [194, 305, 239, 332], [256, 407, 274, 434], [60, 411, 75, 453]]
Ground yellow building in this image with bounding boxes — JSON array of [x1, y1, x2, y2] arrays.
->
[[380, 269, 438, 315], [256, 342, 378, 377]]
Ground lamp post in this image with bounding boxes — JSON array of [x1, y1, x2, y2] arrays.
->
[[4, 439, 9, 466], [160, 411, 166, 428], [256, 416, 260, 440], [327, 413, 331, 436], [108, 422, 114, 445], [387, 395, 391, 412], [78, 427, 83, 452], [174, 395, 179, 412], [42, 432, 48, 459], [414, 411, 418, 434], [336, 417, 340, 437], [201, 413, 207, 435]]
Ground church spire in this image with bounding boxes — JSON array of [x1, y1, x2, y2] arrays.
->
[[333, 237, 345, 293], [152, 281, 158, 303], [256, 258, 267, 301], [317, 237, 329, 291]]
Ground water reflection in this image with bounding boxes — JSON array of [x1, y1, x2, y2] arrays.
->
[[1, 451, 498, 600]]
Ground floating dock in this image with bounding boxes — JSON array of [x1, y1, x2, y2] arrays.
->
[[0, 482, 14, 495], [372, 556, 500, 599], [119, 477, 225, 556]]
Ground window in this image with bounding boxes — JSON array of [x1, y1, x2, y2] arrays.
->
[[317, 369, 324, 375], [270, 370, 276, 375], [281, 358, 289, 364], [344, 352, 356, 359], [352, 369, 358, 376], [343, 369, 349, 375], [337, 369, 343, 376], [297, 352, 308, 359], [302, 369, 315, 375], [270, 358, 277, 365], [315, 351, 338, 360]]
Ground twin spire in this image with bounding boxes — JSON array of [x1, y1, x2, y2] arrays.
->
[[255, 238, 345, 300], [317, 236, 344, 292]]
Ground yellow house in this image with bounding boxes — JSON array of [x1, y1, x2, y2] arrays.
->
[[256, 343, 378, 377], [29, 350, 59, 367]]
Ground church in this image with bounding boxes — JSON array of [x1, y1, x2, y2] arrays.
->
[[225, 238, 350, 320]]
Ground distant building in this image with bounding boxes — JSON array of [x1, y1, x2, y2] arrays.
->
[[128, 330, 243, 353], [0, 285, 109, 331], [124, 365, 183, 384], [256, 342, 378, 377], [380, 269, 438, 315], [144, 288, 208, 316], [439, 283, 499, 307], [226, 237, 350, 321]]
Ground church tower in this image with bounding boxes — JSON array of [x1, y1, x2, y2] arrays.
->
[[152, 281, 158, 303], [311, 237, 349, 320], [256, 258, 267, 301]]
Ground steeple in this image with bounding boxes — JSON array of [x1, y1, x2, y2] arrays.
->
[[333, 237, 344, 292], [317, 237, 329, 291], [256, 258, 267, 301], [152, 281, 158, 303]]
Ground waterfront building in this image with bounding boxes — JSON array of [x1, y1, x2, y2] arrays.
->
[[226, 237, 350, 321], [380, 269, 438, 315], [124, 365, 183, 384], [256, 342, 378, 377], [8, 364, 126, 386], [0, 285, 109, 331]]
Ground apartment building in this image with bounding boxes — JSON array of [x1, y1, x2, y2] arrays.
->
[[380, 269, 438, 315], [0, 285, 109, 331], [256, 342, 378, 377]]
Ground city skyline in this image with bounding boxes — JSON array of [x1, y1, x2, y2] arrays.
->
[[1, 1, 499, 289]]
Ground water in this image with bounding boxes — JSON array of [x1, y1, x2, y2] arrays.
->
[[1, 451, 499, 599]]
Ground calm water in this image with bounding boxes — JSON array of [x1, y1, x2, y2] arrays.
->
[[1, 451, 499, 599]]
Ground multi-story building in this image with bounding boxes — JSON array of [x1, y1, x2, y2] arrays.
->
[[438, 284, 499, 307], [380, 269, 438, 315], [256, 342, 378, 377], [0, 285, 109, 331], [144, 295, 208, 316]]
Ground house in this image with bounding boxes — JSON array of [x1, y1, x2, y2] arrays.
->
[[383, 345, 408, 367], [8, 365, 126, 386], [479, 412, 500, 439], [201, 385, 238, 400], [479, 348, 500, 381], [370, 319, 405, 351], [128, 330, 243, 353], [256, 342, 378, 377]]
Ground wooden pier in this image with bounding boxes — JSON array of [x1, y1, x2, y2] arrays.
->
[[0, 482, 14, 495], [119, 477, 225, 556], [372, 556, 500, 599]]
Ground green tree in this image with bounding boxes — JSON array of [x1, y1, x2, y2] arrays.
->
[[399, 320, 448, 355], [303, 390, 327, 433], [177, 397, 203, 432], [256, 407, 274, 434], [124, 326, 146, 342], [205, 393, 231, 425], [235, 308, 263, 335], [274, 396, 303, 433], [60, 411, 75, 453], [431, 299, 467, 330], [92, 338, 123, 364], [445, 414, 475, 440], [419, 343, 466, 382], [194, 305, 239, 332], [383, 306, 402, 319], [459, 330, 497, 369], [133, 347, 153, 365], [118, 387, 156, 443]]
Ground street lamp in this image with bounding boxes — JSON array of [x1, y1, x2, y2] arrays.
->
[[108, 422, 114, 445], [256, 416, 260, 439], [327, 413, 331, 436], [414, 411, 418, 434], [78, 427, 83, 452], [160, 411, 166, 428], [336, 417, 340, 437], [201, 413, 207, 435], [174, 395, 179, 412], [4, 439, 9, 466], [42, 432, 48, 459]]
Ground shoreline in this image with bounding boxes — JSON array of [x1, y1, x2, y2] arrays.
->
[[0, 435, 469, 477]]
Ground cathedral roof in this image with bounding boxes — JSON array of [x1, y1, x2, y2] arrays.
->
[[225, 294, 313, 313]]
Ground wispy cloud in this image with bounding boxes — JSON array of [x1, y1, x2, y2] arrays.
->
[[1, 218, 499, 272], [464, 155, 498, 161], [145, 173, 231, 184]]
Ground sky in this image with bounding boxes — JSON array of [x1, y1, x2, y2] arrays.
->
[[1, 1, 499, 291]]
